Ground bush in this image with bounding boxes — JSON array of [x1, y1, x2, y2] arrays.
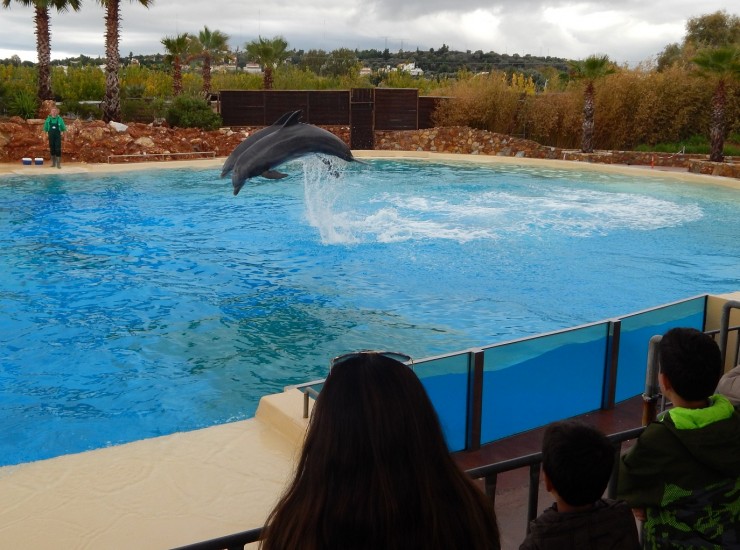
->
[[121, 97, 166, 122], [165, 94, 222, 129], [8, 89, 38, 118], [61, 100, 101, 120]]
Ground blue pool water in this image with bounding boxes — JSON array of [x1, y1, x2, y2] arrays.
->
[[1, 158, 739, 466]]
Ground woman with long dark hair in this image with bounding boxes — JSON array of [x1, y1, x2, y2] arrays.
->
[[261, 351, 500, 550]]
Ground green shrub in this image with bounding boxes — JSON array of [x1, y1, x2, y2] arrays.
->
[[635, 134, 740, 156], [165, 94, 222, 129], [121, 97, 166, 122], [8, 89, 38, 118], [61, 100, 101, 120]]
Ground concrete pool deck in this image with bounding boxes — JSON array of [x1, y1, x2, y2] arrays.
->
[[0, 154, 738, 549]]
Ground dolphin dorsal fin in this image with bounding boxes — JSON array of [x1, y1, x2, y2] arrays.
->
[[281, 110, 303, 128]]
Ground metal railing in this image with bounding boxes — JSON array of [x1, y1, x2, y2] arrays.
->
[[170, 426, 646, 550], [171, 527, 262, 550], [107, 151, 216, 163], [466, 426, 646, 533]]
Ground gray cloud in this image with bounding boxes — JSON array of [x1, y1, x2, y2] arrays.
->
[[0, 0, 731, 65]]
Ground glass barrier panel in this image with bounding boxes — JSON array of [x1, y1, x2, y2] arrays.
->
[[480, 323, 609, 445], [615, 296, 706, 402], [414, 353, 471, 452]]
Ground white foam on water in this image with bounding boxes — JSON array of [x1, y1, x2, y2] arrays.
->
[[301, 160, 705, 244]]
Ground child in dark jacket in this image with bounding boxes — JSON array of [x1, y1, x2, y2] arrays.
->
[[520, 421, 640, 550], [618, 327, 740, 549]]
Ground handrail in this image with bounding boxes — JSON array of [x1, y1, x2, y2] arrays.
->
[[107, 151, 216, 163], [718, 301, 740, 367], [466, 426, 646, 533], [170, 527, 262, 550], [172, 426, 646, 549]]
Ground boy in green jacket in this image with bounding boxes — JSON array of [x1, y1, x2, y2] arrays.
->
[[43, 105, 66, 168], [618, 327, 740, 549]]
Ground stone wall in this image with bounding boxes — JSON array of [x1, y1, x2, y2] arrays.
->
[[1, 117, 738, 178]]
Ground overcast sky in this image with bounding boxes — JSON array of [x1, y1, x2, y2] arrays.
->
[[0, 1, 733, 67]]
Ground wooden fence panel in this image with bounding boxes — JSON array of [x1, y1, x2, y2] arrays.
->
[[264, 91, 308, 125], [350, 88, 375, 149], [219, 90, 265, 126], [374, 88, 418, 130], [219, 88, 445, 137], [308, 91, 351, 125]]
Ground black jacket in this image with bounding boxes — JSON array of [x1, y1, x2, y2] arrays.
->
[[519, 498, 640, 550]]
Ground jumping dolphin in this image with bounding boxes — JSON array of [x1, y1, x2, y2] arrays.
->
[[231, 116, 362, 196], [220, 110, 302, 179]]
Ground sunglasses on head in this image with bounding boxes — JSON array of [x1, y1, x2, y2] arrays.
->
[[330, 350, 414, 370]]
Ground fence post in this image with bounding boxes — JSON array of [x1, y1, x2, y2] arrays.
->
[[601, 320, 621, 410], [467, 349, 484, 451]]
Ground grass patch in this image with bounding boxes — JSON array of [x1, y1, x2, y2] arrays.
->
[[635, 134, 740, 156]]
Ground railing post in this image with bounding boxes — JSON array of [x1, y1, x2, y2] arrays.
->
[[719, 300, 740, 368], [467, 349, 484, 451], [642, 335, 662, 425], [526, 463, 541, 532], [601, 320, 621, 410]]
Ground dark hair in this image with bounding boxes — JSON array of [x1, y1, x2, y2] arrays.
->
[[659, 327, 722, 401], [542, 421, 614, 507], [260, 352, 500, 550]]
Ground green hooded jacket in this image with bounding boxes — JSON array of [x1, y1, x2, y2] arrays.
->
[[617, 394, 740, 548]]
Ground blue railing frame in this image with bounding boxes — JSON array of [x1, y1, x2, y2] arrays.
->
[[294, 294, 713, 451]]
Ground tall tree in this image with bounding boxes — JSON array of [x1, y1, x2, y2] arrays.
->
[[657, 10, 739, 71], [692, 46, 740, 162], [2, 0, 81, 105], [685, 10, 740, 49], [568, 55, 615, 153], [194, 26, 230, 97], [245, 35, 289, 90], [161, 33, 192, 96], [98, 0, 153, 122]]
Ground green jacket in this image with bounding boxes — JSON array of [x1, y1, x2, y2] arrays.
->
[[618, 394, 740, 548], [43, 115, 66, 133]]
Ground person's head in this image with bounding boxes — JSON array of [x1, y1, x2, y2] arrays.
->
[[542, 421, 614, 507], [659, 327, 722, 402], [50, 106, 59, 116], [262, 351, 500, 550]]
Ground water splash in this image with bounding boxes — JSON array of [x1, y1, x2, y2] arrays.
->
[[301, 158, 704, 244]]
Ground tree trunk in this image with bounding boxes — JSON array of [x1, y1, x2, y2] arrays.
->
[[581, 81, 595, 153], [263, 67, 273, 90], [35, 6, 53, 102], [709, 80, 726, 163], [102, 0, 122, 122], [173, 56, 183, 96], [202, 54, 212, 97]]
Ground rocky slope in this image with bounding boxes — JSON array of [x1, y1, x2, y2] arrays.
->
[[1, 116, 737, 178]]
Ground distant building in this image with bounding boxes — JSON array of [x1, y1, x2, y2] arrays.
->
[[399, 62, 424, 76], [244, 63, 262, 74], [359, 66, 372, 76]]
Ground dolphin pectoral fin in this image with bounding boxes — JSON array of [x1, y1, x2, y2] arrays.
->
[[262, 170, 289, 180]]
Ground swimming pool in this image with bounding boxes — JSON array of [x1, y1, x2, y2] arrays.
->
[[1, 158, 738, 466]]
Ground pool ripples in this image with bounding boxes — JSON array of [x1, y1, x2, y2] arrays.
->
[[1, 161, 739, 465]]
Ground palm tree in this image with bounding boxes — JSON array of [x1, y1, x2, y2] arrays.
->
[[194, 26, 230, 98], [568, 55, 615, 153], [245, 35, 289, 90], [2, 0, 81, 105], [692, 46, 740, 162], [98, 0, 153, 122], [161, 33, 192, 96]]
